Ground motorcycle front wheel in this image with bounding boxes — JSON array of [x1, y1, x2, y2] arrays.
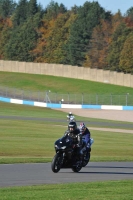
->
[[71, 161, 82, 172], [51, 153, 63, 173]]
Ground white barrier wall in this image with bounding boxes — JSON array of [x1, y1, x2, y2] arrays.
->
[[0, 60, 133, 88]]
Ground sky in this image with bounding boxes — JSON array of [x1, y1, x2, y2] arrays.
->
[[36, 0, 133, 15]]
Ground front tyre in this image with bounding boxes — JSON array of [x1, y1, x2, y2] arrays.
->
[[71, 161, 82, 172], [51, 153, 63, 173]]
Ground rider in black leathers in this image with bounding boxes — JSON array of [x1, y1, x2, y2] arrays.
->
[[64, 121, 85, 162]]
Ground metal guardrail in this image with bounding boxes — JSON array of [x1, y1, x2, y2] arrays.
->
[[0, 86, 133, 106]]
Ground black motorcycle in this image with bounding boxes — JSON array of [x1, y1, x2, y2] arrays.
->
[[51, 135, 83, 173]]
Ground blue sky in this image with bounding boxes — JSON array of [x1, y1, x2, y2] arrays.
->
[[37, 0, 133, 15]]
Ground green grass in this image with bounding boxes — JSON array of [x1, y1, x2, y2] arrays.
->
[[0, 71, 133, 94], [0, 180, 133, 200], [0, 102, 133, 164], [1, 101, 133, 129], [0, 71, 133, 197]]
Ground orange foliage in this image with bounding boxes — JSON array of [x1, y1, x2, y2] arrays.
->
[[84, 19, 112, 69], [32, 18, 56, 62], [0, 17, 12, 28], [84, 12, 129, 70], [124, 17, 133, 27], [111, 12, 124, 32]]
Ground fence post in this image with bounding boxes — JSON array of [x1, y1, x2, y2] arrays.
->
[[82, 93, 84, 105], [55, 92, 57, 103], [5, 87, 7, 97], [126, 93, 129, 106], [45, 90, 51, 103], [21, 90, 23, 100], [96, 94, 98, 105], [110, 94, 112, 105], [68, 93, 69, 104], [38, 91, 39, 102]]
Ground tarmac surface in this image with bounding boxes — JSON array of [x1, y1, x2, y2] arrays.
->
[[0, 162, 133, 187]]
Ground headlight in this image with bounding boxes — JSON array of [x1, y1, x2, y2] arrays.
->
[[61, 146, 66, 149]]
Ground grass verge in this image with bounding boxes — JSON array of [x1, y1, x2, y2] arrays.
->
[[0, 180, 133, 200]]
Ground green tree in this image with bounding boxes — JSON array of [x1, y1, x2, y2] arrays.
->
[[0, 17, 12, 59], [84, 18, 112, 69], [41, 12, 76, 63], [119, 32, 133, 73], [124, 7, 133, 27], [44, 0, 67, 20], [12, 0, 28, 26], [0, 0, 16, 18], [31, 1, 69, 63], [64, 1, 111, 66], [4, 18, 38, 61], [125, 7, 133, 20], [107, 22, 131, 72], [28, 0, 38, 16]]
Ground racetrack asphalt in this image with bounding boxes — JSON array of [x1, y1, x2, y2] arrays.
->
[[0, 162, 133, 187]]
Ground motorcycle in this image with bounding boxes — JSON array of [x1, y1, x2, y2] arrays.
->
[[51, 135, 83, 173], [67, 115, 76, 122]]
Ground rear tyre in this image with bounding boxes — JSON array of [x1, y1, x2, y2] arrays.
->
[[82, 152, 90, 167], [51, 153, 62, 173]]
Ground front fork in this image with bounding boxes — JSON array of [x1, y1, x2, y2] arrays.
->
[[56, 152, 64, 165]]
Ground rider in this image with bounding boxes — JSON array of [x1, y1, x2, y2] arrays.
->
[[64, 121, 85, 163], [67, 112, 75, 122], [79, 122, 91, 153]]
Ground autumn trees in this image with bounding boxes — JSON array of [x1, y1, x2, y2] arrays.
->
[[0, 0, 133, 73]]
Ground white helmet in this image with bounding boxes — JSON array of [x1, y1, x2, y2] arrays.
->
[[79, 122, 86, 133]]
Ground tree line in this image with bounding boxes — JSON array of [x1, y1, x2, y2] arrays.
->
[[0, 0, 133, 74]]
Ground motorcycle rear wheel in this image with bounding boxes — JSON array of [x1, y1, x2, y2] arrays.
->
[[51, 153, 62, 173], [82, 152, 90, 167]]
